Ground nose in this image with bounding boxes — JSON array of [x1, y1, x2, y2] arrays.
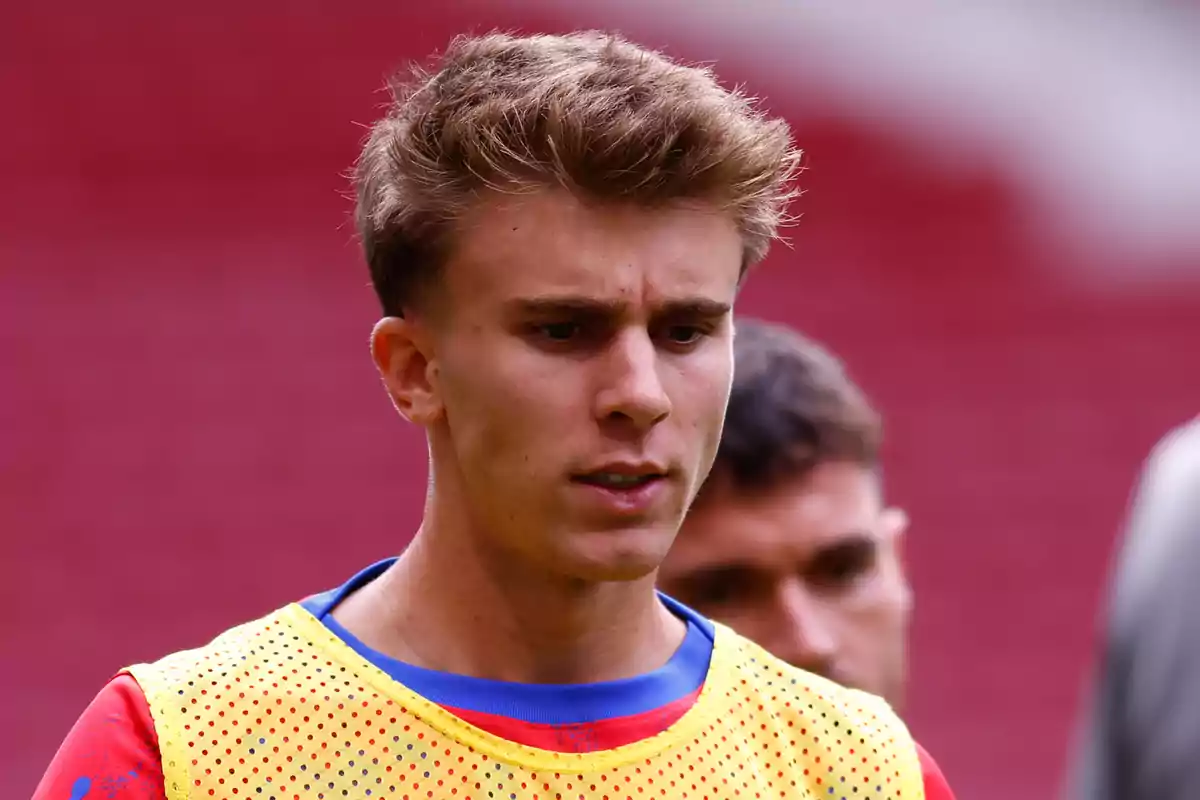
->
[[771, 579, 838, 676], [594, 329, 672, 431]]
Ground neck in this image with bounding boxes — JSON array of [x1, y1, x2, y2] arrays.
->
[[333, 490, 684, 685]]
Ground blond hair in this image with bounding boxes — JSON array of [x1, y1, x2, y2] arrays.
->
[[355, 31, 801, 316]]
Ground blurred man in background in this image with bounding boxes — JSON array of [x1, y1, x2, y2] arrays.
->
[[659, 319, 951, 793], [1067, 416, 1200, 800], [660, 319, 911, 705]]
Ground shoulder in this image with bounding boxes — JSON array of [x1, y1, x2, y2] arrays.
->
[[709, 625, 926, 794], [713, 623, 915, 739], [1131, 416, 1200, 544], [128, 605, 308, 701], [1112, 418, 1200, 628], [34, 674, 165, 800], [1149, 416, 1200, 467], [1136, 417, 1200, 527], [915, 741, 956, 800]]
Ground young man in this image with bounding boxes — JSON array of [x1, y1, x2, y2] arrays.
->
[[658, 320, 952, 794], [36, 32, 948, 800]]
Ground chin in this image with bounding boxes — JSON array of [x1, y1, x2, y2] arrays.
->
[[588, 559, 661, 583], [561, 526, 674, 583]]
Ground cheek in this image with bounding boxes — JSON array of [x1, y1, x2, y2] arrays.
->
[[817, 570, 890, 617], [842, 582, 910, 635], [440, 346, 567, 475], [670, 351, 733, 433], [868, 557, 911, 612]]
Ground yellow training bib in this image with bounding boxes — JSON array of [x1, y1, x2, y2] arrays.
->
[[128, 603, 924, 800]]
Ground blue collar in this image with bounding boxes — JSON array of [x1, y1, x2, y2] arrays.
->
[[300, 558, 715, 724]]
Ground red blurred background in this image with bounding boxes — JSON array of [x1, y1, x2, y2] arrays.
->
[[4, 3, 1199, 798]]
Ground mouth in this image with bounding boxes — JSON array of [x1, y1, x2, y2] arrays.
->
[[571, 471, 666, 490], [569, 465, 672, 515]]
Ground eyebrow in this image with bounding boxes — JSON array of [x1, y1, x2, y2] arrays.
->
[[673, 562, 760, 585], [676, 533, 878, 576], [806, 535, 878, 562], [506, 295, 732, 319], [815, 533, 877, 551]]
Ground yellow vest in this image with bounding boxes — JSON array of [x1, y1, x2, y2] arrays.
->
[[128, 603, 925, 800]]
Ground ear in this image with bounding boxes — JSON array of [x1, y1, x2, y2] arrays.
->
[[879, 506, 910, 565], [370, 316, 444, 426], [879, 507, 910, 543], [880, 506, 914, 610]]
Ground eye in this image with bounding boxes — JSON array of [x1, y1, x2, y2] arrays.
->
[[673, 567, 761, 609], [657, 322, 714, 350], [666, 325, 705, 345], [807, 540, 877, 592], [539, 322, 580, 342]]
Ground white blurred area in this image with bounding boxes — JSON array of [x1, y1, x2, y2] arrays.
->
[[512, 0, 1200, 288]]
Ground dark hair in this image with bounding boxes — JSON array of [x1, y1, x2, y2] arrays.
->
[[703, 318, 881, 497], [354, 31, 801, 317]]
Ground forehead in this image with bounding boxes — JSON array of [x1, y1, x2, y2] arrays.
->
[[668, 462, 882, 572], [443, 189, 743, 310]]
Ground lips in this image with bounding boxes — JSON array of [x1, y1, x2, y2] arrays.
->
[[572, 471, 665, 489], [571, 461, 669, 489], [568, 463, 672, 515]]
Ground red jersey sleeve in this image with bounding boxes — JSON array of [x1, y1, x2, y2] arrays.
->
[[915, 741, 956, 800], [33, 673, 166, 800]]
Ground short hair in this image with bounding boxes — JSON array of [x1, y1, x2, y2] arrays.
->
[[701, 319, 881, 498], [354, 31, 802, 317]]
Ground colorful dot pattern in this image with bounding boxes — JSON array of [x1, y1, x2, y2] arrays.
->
[[128, 604, 925, 800]]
